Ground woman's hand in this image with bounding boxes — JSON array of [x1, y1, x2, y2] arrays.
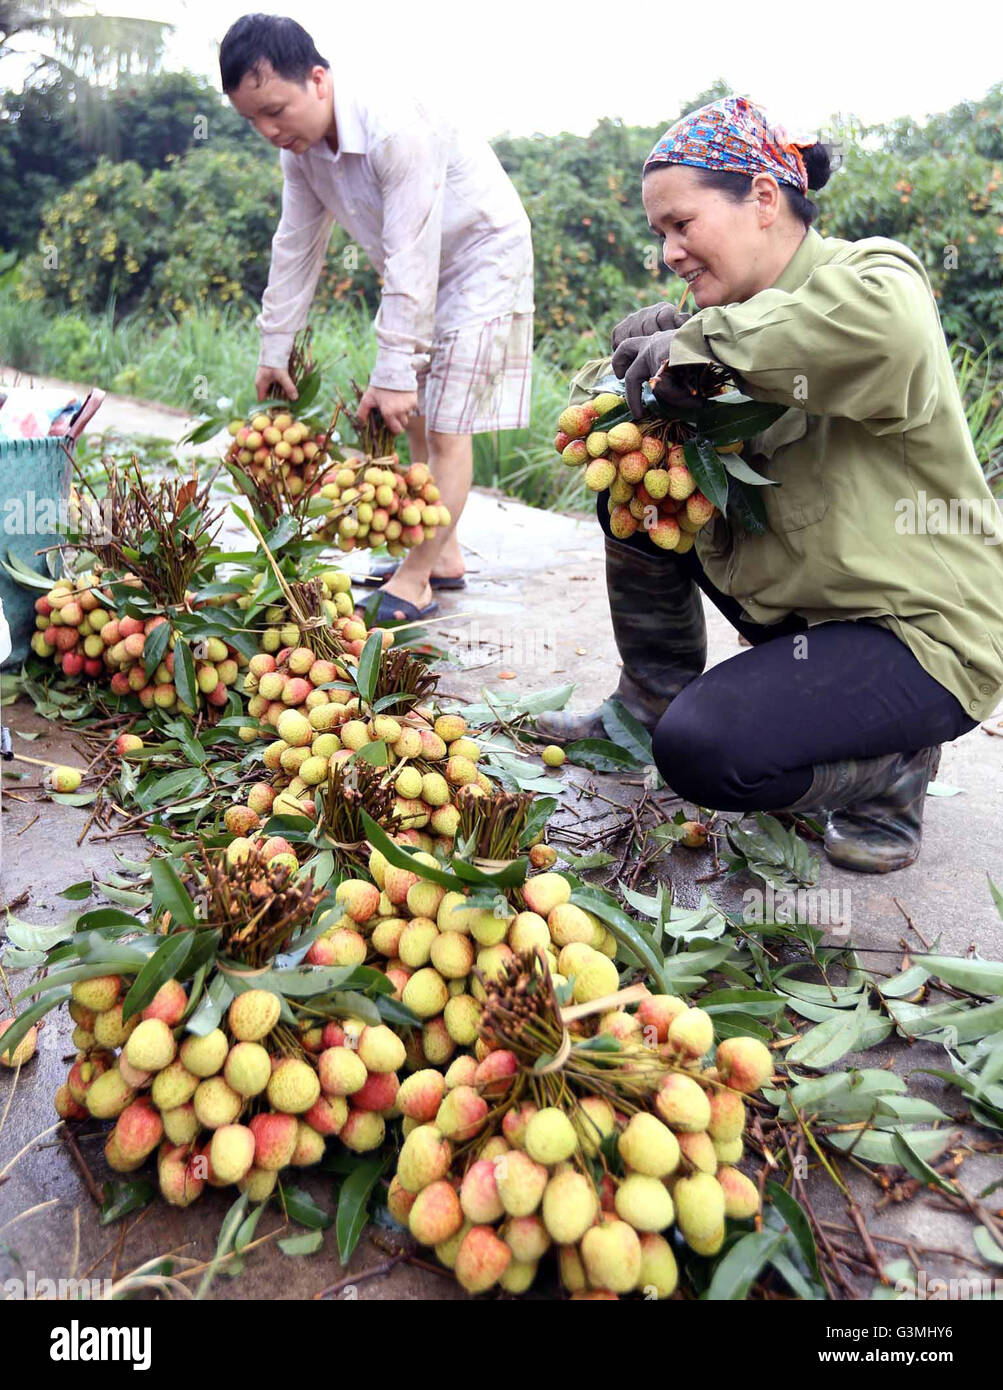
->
[[613, 328, 681, 417], [611, 302, 691, 352]]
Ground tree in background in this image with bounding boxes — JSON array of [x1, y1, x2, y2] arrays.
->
[[0, 1, 170, 152]]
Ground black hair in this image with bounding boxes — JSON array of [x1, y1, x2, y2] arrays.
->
[[219, 13, 329, 94], [645, 143, 839, 227]]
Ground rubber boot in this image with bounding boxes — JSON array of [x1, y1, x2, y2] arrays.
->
[[777, 746, 942, 874], [534, 534, 707, 740]]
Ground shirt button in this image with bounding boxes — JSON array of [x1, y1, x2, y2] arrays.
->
[[979, 683, 994, 695], [969, 700, 980, 711]]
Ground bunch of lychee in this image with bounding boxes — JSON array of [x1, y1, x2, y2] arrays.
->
[[387, 1007, 773, 1297], [555, 401, 719, 554], [55, 975, 409, 1205], [337, 858, 618, 1075], [226, 408, 330, 502], [315, 460, 451, 556], [231, 702, 491, 839], [30, 577, 245, 712]]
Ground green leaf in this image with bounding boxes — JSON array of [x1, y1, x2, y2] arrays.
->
[[765, 1181, 821, 1279], [704, 1230, 785, 1300], [917, 954, 1003, 997], [974, 1226, 1003, 1265], [567, 883, 669, 993], [4, 914, 76, 953], [563, 738, 643, 773], [185, 971, 234, 1036], [689, 399, 787, 443], [279, 1184, 335, 1230], [49, 791, 96, 807], [336, 1155, 389, 1264], [725, 475, 768, 535], [181, 415, 226, 445], [720, 451, 779, 486], [786, 1005, 890, 1067], [121, 933, 193, 1023], [889, 1131, 959, 1193], [825, 1128, 953, 1165], [988, 876, 1003, 922], [100, 1180, 155, 1226], [0, 989, 70, 1057], [234, 1204, 266, 1254], [518, 797, 558, 849], [57, 881, 94, 901], [355, 631, 382, 706], [361, 812, 467, 891], [149, 857, 197, 928], [142, 621, 171, 678], [683, 437, 729, 513], [279, 1229, 325, 1257], [197, 1193, 249, 1299], [599, 697, 653, 765], [173, 637, 197, 711]]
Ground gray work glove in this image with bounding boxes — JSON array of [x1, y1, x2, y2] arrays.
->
[[613, 328, 704, 417], [610, 302, 691, 353]]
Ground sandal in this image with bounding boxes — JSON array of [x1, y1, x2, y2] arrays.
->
[[360, 591, 440, 625], [356, 558, 466, 590]]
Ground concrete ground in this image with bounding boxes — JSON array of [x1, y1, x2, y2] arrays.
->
[[1, 384, 1001, 1301]]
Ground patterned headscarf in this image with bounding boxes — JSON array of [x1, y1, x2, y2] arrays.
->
[[644, 97, 815, 193]]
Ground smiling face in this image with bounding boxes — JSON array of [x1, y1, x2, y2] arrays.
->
[[227, 60, 335, 153], [643, 163, 805, 307]]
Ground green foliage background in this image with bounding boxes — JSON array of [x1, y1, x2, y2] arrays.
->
[[0, 73, 1001, 506]]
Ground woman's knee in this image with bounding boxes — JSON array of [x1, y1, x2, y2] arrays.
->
[[653, 694, 778, 810]]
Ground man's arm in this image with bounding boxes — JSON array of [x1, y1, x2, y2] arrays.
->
[[256, 153, 336, 372]]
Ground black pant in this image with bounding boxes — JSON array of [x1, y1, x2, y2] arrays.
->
[[596, 492, 979, 810]]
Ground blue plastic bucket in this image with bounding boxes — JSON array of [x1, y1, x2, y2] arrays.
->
[[0, 435, 72, 667]]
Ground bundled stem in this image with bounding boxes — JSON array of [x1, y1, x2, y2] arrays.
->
[[183, 846, 325, 968]]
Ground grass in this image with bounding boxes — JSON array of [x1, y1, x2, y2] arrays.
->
[[2, 295, 1000, 507]]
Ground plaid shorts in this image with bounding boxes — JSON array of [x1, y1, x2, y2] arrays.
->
[[416, 311, 534, 435]]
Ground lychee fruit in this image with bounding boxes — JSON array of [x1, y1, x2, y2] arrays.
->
[[614, 1173, 675, 1232], [460, 1159, 505, 1224], [397, 1124, 453, 1193], [541, 1169, 598, 1244], [436, 1085, 488, 1142], [125, 1018, 176, 1073], [409, 1179, 464, 1247], [715, 1037, 774, 1093], [193, 1075, 243, 1129], [250, 1111, 299, 1170], [151, 1060, 199, 1111], [580, 1220, 642, 1293], [618, 1112, 680, 1177], [494, 1149, 548, 1217], [179, 1028, 229, 1078], [716, 1164, 760, 1219], [228, 989, 281, 1042], [267, 1057, 320, 1114], [654, 1072, 712, 1132], [525, 1106, 578, 1166], [141, 979, 188, 1027], [210, 1124, 256, 1183], [396, 1071, 444, 1126], [224, 1041, 272, 1097], [638, 1231, 679, 1299], [674, 1172, 726, 1255], [454, 1225, 512, 1294], [522, 873, 571, 917], [666, 1006, 715, 1060]]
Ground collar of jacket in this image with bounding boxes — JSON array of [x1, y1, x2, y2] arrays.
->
[[324, 59, 367, 157], [770, 225, 827, 294]]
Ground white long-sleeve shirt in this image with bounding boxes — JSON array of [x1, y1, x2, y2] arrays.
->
[[256, 63, 534, 391]]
